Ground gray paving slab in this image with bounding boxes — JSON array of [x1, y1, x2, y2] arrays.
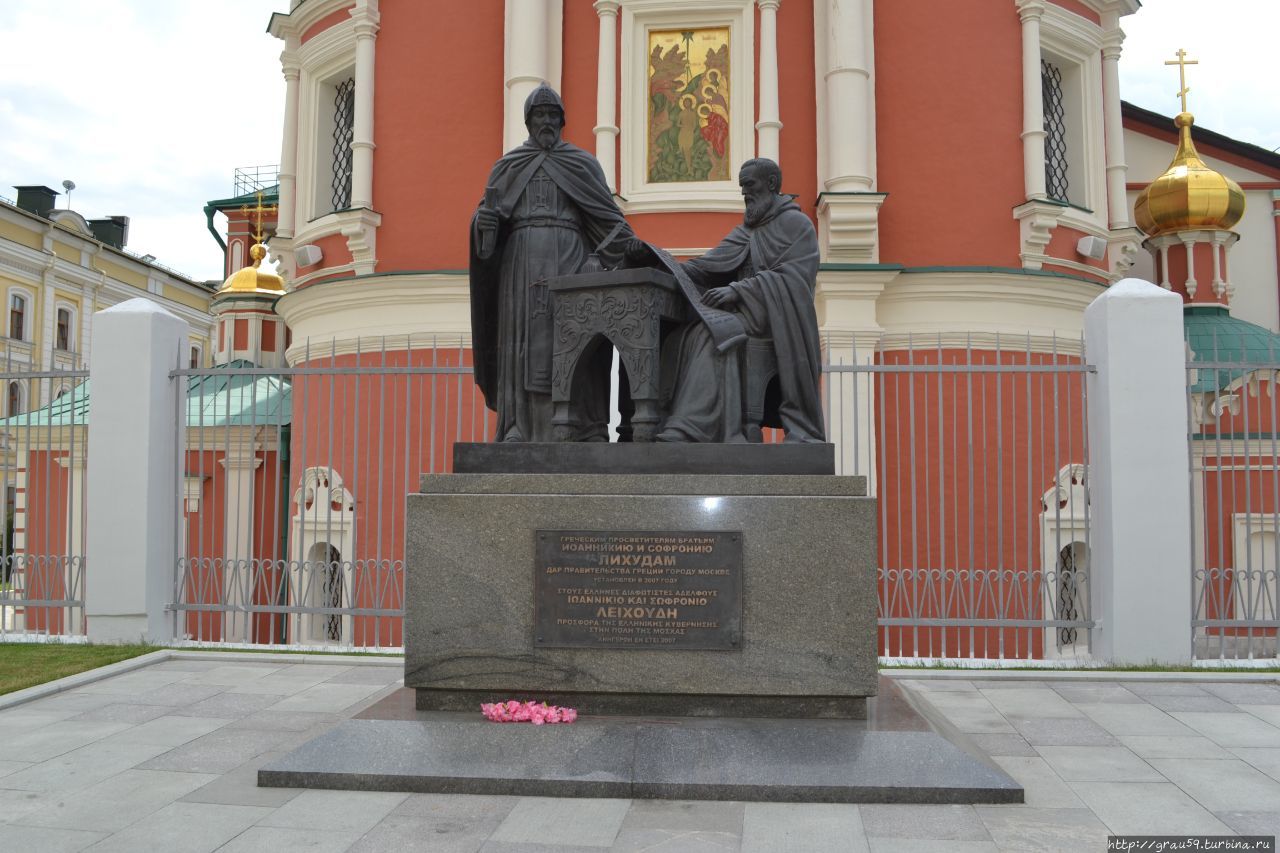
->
[[1121, 682, 1211, 697], [0, 787, 47, 825], [147, 660, 223, 673], [72, 670, 189, 695], [225, 709, 342, 733], [895, 679, 976, 693], [1241, 703, 1280, 728], [137, 727, 285, 774], [0, 708, 82, 729], [981, 689, 1082, 720], [0, 760, 30, 779], [989, 756, 1085, 809], [108, 715, 230, 747], [18, 693, 119, 713], [0, 721, 131, 762], [79, 801, 272, 853], [129, 682, 227, 707], [965, 734, 1037, 757], [858, 804, 991, 841], [1117, 735, 1233, 759], [1229, 746, 1280, 781], [0, 738, 171, 792], [1008, 717, 1118, 747], [1072, 702, 1197, 737], [1170, 711, 1280, 747], [258, 788, 409, 833], [975, 806, 1111, 853], [968, 680, 1049, 691], [267, 682, 390, 713], [612, 826, 742, 852], [221, 676, 336, 696], [488, 797, 631, 847], [1214, 810, 1280, 837], [867, 840, 995, 853], [276, 663, 357, 678], [1200, 682, 1280, 704], [1034, 746, 1162, 782], [18, 768, 217, 832], [171, 692, 285, 717], [323, 667, 404, 686], [1142, 692, 1239, 713], [615, 799, 743, 835], [179, 751, 302, 808], [480, 842, 606, 853], [348, 814, 496, 853], [389, 791, 520, 824], [211, 825, 363, 853], [1148, 757, 1280, 811], [1049, 685, 1142, 705], [0, 823, 106, 853], [67, 703, 171, 725], [180, 665, 287, 686], [739, 802, 866, 852], [1069, 782, 1234, 835]]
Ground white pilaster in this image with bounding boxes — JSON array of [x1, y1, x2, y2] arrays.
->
[[277, 44, 301, 241], [219, 448, 261, 643], [1084, 279, 1192, 663], [594, 0, 620, 191], [1101, 20, 1128, 228], [1017, 0, 1047, 201], [1183, 237, 1198, 299], [756, 0, 782, 164], [349, 1, 380, 210], [505, 0, 551, 153], [85, 298, 187, 643]]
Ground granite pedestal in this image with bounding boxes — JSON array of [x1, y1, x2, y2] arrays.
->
[[404, 471, 876, 718]]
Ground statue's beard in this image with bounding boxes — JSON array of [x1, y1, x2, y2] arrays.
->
[[744, 194, 772, 227], [535, 127, 559, 149]]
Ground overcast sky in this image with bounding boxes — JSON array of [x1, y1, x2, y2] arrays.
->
[[0, 1, 1276, 283]]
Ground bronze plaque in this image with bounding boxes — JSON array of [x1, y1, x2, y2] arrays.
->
[[534, 530, 742, 650]]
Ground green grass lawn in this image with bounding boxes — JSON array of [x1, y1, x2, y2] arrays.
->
[[0, 643, 154, 696]]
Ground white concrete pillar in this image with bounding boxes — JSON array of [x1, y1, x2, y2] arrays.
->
[[219, 448, 260, 643], [756, 0, 783, 163], [823, 0, 873, 190], [593, 1, 620, 192], [277, 45, 301, 240], [349, 2, 380, 210], [1084, 278, 1192, 663], [1017, 0, 1047, 201], [85, 298, 187, 643], [1101, 20, 1128, 228], [505, 0, 551, 153]]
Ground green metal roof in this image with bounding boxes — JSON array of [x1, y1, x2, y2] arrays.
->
[[1184, 305, 1280, 393], [0, 361, 291, 428]]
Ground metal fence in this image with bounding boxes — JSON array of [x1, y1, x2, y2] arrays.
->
[[825, 335, 1095, 660], [1187, 330, 1280, 661], [0, 356, 88, 639], [165, 335, 1095, 659]]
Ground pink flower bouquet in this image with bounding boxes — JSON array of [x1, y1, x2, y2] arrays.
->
[[480, 700, 578, 725]]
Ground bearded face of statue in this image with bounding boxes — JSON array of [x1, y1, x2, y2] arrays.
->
[[740, 165, 778, 227], [527, 105, 564, 150]]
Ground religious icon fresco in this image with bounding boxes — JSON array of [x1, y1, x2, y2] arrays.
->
[[647, 27, 730, 184]]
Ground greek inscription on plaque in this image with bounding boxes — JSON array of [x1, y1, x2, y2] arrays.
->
[[534, 530, 742, 650]]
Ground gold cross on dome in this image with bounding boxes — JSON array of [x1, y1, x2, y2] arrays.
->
[[239, 191, 279, 246], [1165, 48, 1199, 113]]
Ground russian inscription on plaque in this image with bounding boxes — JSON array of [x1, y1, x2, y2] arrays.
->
[[534, 530, 743, 650]]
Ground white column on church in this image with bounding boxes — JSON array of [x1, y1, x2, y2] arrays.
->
[[1017, 0, 1047, 201], [1101, 23, 1129, 228], [824, 0, 873, 190], [506, 0, 551, 153], [277, 45, 301, 239], [350, 3, 380, 210], [593, 0, 620, 191], [756, 0, 783, 163]]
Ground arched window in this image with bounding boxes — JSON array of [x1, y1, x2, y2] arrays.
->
[[189, 345, 202, 369], [8, 293, 27, 341], [55, 307, 73, 351], [7, 381, 25, 416]]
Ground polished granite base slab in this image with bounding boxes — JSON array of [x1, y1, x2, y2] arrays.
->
[[452, 442, 835, 475], [258, 680, 1022, 805]]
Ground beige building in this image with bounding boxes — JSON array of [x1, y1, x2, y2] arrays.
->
[[0, 186, 216, 415]]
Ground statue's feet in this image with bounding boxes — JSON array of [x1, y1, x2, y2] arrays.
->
[[552, 424, 573, 442], [501, 428, 525, 442]]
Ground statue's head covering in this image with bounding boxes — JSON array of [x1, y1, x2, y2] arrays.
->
[[523, 82, 565, 127]]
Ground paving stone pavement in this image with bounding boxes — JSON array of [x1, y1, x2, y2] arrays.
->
[[0, 655, 1278, 852]]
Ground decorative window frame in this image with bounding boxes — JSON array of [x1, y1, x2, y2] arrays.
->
[[6, 380, 26, 417], [1039, 463, 1092, 660], [6, 286, 33, 342], [189, 343, 203, 369], [54, 301, 76, 352], [618, 0, 755, 214]]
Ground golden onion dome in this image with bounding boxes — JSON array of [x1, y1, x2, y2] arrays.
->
[[1134, 112, 1246, 237], [218, 243, 284, 295]]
